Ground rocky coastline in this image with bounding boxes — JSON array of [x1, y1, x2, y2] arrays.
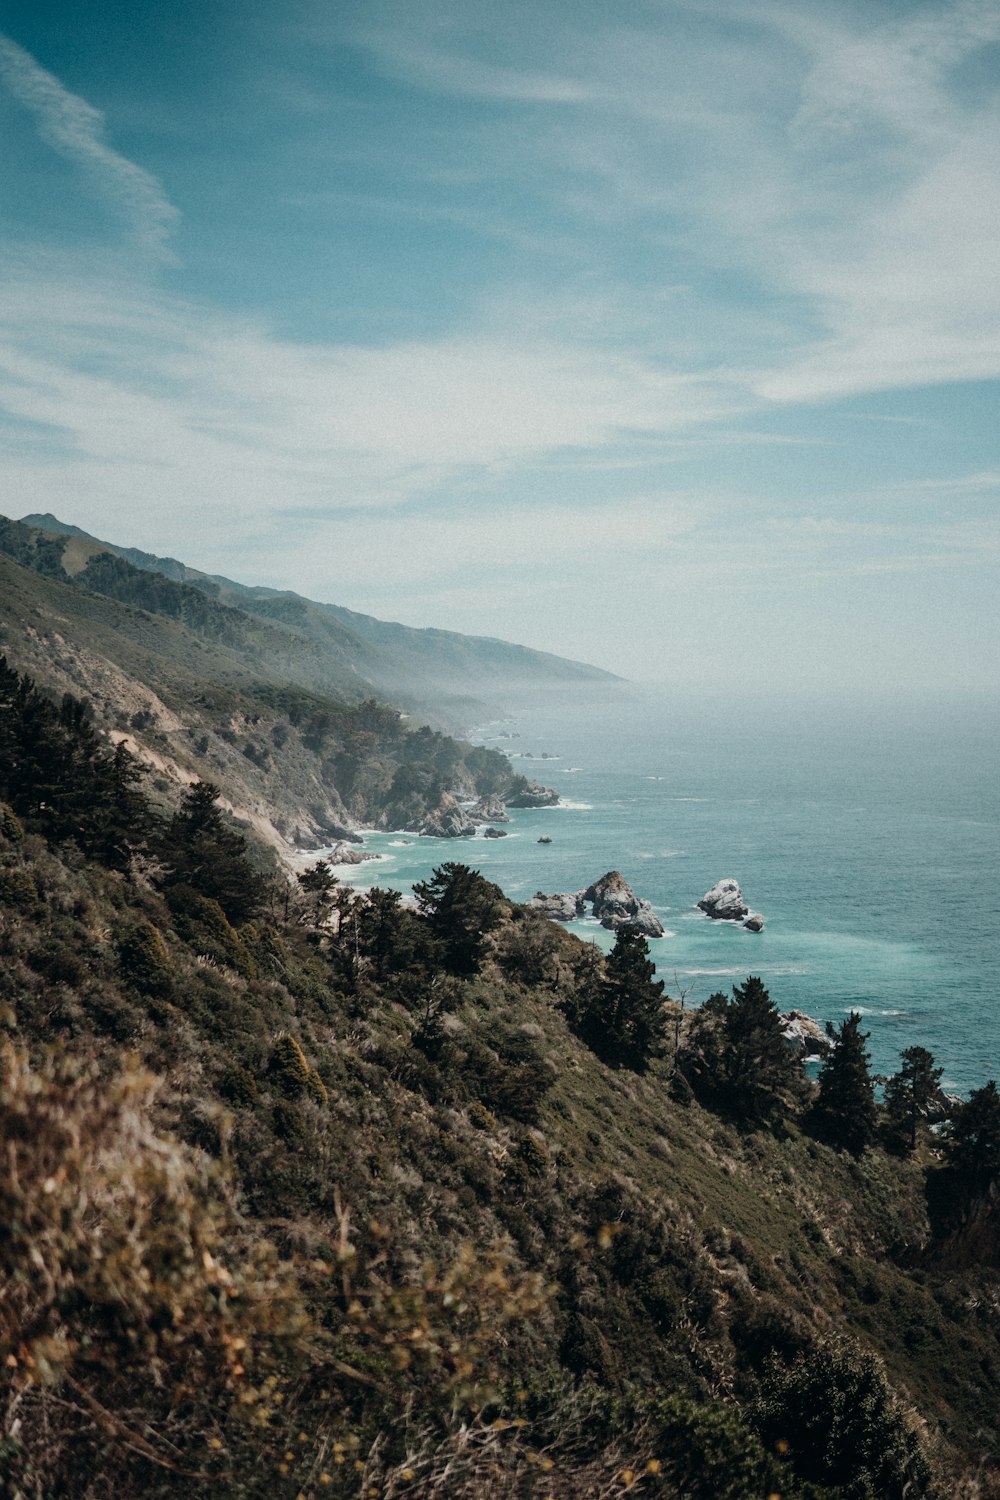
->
[[411, 780, 559, 837]]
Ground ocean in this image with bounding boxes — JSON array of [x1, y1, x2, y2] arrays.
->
[[328, 688, 999, 1096]]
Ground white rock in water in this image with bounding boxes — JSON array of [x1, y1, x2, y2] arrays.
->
[[781, 1010, 832, 1059], [698, 878, 749, 921]]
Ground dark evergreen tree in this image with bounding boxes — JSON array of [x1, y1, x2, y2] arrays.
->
[[725, 976, 799, 1123], [926, 1081, 1000, 1246], [0, 658, 148, 865], [882, 1046, 944, 1155], [353, 886, 438, 984], [563, 926, 667, 1071], [945, 1080, 1000, 1185], [807, 1013, 877, 1157], [297, 859, 335, 925], [160, 781, 264, 924], [688, 976, 800, 1125], [412, 862, 505, 976]]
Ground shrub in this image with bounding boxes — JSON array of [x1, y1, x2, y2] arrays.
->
[[269, 1032, 327, 1103], [0, 866, 37, 908], [517, 1132, 550, 1175], [0, 802, 24, 843], [0, 1044, 306, 1489], [646, 1392, 783, 1500], [165, 882, 259, 977], [26, 938, 84, 987], [754, 1337, 932, 1498], [117, 918, 173, 997]]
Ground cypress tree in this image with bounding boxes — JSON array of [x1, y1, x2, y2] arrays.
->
[[412, 862, 505, 976], [716, 977, 801, 1125], [945, 1080, 1000, 1185], [562, 926, 668, 1071], [883, 1046, 944, 1155], [808, 1012, 877, 1157], [160, 781, 264, 924]]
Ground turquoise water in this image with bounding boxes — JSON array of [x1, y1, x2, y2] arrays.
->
[[330, 690, 999, 1096]]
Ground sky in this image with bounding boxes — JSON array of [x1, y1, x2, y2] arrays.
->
[[0, 0, 998, 695]]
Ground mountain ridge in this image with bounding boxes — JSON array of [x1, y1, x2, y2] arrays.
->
[[0, 515, 575, 854], [19, 511, 623, 715]]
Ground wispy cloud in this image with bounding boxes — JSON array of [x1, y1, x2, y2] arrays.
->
[[358, 30, 592, 105], [0, 33, 179, 261], [0, 260, 741, 554], [349, 1, 1000, 403]]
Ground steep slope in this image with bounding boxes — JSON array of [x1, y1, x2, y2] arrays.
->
[[2, 682, 999, 1497], [20, 512, 623, 717], [0, 536, 531, 852]]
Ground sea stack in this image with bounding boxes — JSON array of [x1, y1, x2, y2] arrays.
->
[[698, 878, 764, 931], [698, 878, 749, 920], [529, 870, 665, 938]]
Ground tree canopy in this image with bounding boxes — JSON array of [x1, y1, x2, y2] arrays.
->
[[412, 862, 506, 976], [807, 1012, 877, 1157]]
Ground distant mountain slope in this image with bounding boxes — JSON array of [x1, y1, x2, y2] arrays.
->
[[0, 522, 548, 851], [20, 511, 622, 716]]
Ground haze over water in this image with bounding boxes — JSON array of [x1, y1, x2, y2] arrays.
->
[[335, 689, 1000, 1097]]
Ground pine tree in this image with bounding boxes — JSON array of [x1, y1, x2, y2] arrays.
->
[[945, 1080, 1000, 1185], [160, 781, 264, 924], [883, 1046, 944, 1155], [715, 976, 800, 1125], [412, 862, 505, 976], [807, 1012, 877, 1157], [590, 923, 667, 1071]]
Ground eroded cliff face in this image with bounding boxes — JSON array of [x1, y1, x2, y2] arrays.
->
[[921, 1176, 1000, 1271], [0, 602, 523, 858]]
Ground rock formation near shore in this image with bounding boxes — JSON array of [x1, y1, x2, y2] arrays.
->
[[698, 878, 764, 931], [468, 794, 510, 823], [413, 792, 477, 838], [530, 891, 581, 922], [781, 1011, 832, 1059], [698, 878, 748, 920], [508, 780, 559, 808], [326, 841, 378, 866], [529, 870, 665, 938]]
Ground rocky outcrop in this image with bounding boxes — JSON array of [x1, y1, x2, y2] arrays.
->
[[781, 1011, 832, 1060], [698, 879, 749, 921], [483, 826, 507, 839], [925, 1089, 964, 1126], [508, 780, 559, 808], [414, 793, 477, 838], [529, 870, 665, 938], [537, 835, 552, 844], [529, 891, 582, 922], [468, 794, 509, 824], [584, 871, 665, 937], [743, 911, 765, 932], [327, 841, 378, 866]]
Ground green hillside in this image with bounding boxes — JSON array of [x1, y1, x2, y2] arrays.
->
[[1, 655, 1000, 1498], [20, 512, 622, 717], [0, 519, 550, 851]]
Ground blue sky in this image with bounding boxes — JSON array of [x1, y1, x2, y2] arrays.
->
[[1, 0, 998, 694]]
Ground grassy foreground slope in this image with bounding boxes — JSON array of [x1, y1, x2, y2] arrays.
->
[[1, 661, 1000, 1499]]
